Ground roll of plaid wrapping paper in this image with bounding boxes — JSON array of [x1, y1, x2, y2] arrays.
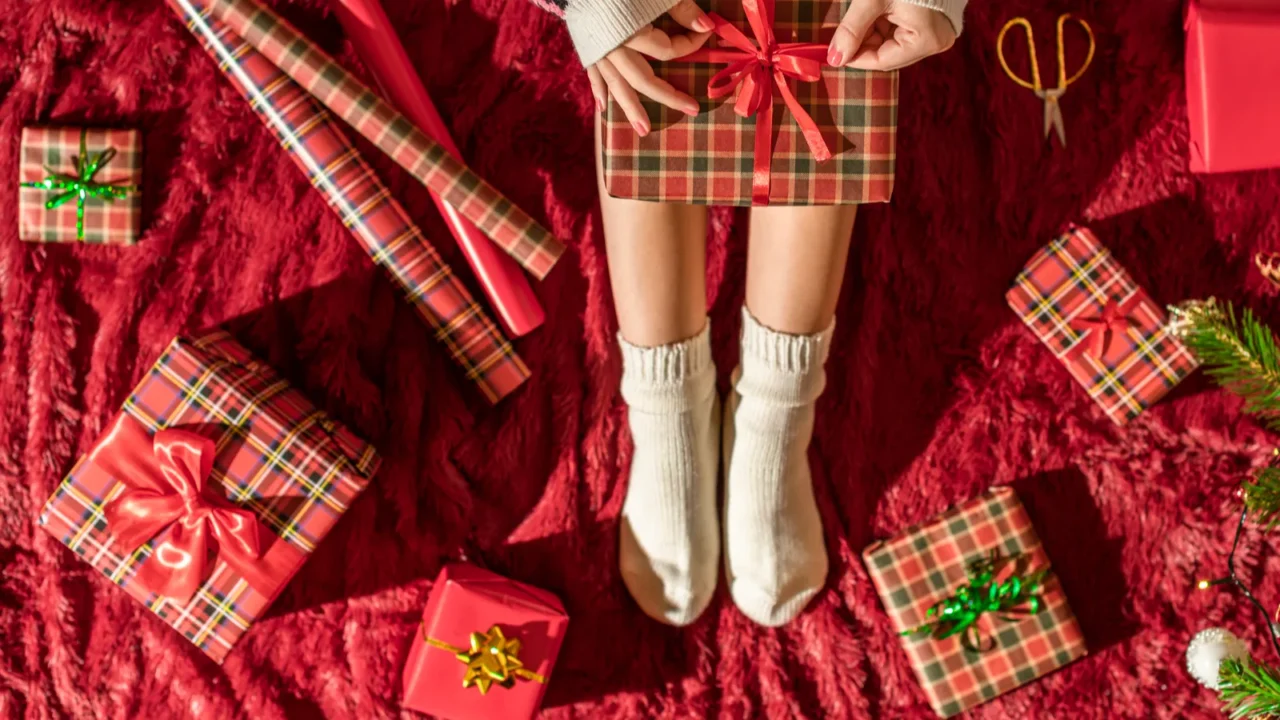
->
[[168, 0, 530, 403]]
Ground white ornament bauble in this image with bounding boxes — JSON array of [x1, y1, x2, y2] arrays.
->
[[1186, 627, 1249, 689]]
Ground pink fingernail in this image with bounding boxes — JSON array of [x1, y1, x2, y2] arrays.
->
[[827, 46, 845, 67], [632, 120, 649, 136], [684, 102, 700, 116], [596, 96, 605, 112], [693, 15, 714, 32]]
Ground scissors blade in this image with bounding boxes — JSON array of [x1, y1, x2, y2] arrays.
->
[[1037, 89, 1068, 147]]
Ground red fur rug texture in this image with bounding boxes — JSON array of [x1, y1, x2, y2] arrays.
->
[[3, 0, 1280, 717]]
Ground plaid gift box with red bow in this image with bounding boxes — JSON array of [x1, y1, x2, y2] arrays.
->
[[1006, 226, 1199, 425], [19, 126, 142, 244], [38, 331, 381, 664], [601, 0, 897, 206], [863, 487, 1087, 718]]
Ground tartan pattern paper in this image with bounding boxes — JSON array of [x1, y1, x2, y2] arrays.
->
[[169, 0, 529, 403], [18, 127, 142, 244], [38, 331, 381, 664], [862, 488, 1086, 718], [601, 0, 897, 206], [1006, 226, 1199, 425], [202, 0, 563, 279]]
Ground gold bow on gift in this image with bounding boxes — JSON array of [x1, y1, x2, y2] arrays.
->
[[425, 624, 546, 694]]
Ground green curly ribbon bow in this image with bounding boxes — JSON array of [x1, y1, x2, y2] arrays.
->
[[901, 551, 1051, 653], [20, 129, 137, 241]]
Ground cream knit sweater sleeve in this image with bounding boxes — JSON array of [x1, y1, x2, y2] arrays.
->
[[545, 0, 966, 67]]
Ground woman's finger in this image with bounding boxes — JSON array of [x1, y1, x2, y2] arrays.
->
[[612, 50, 700, 116], [598, 57, 651, 135], [848, 34, 933, 71], [587, 65, 607, 113], [625, 25, 712, 61], [828, 0, 884, 66], [665, 0, 715, 32]]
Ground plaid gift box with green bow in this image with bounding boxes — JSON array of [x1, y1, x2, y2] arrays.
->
[[601, 0, 897, 206], [862, 487, 1087, 717], [38, 330, 380, 663], [19, 126, 142, 244]]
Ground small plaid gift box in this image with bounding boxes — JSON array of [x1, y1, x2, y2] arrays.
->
[[38, 330, 381, 664], [19, 126, 142, 244], [601, 0, 897, 206], [863, 487, 1087, 718], [402, 563, 568, 720], [1006, 226, 1199, 425]]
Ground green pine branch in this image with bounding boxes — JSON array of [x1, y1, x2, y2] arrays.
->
[[1245, 467, 1280, 530], [1175, 300, 1280, 431], [1220, 657, 1280, 719]]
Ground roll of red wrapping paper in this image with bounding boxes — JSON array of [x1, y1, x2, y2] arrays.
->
[[332, 0, 546, 337]]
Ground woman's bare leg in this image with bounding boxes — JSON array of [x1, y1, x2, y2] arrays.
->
[[744, 205, 857, 334], [724, 204, 856, 626], [597, 123, 720, 626], [598, 132, 707, 346]]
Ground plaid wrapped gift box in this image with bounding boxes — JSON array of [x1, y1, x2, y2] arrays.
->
[[862, 487, 1087, 718], [19, 126, 142, 244], [601, 0, 897, 206], [38, 330, 381, 664], [1007, 226, 1199, 425]]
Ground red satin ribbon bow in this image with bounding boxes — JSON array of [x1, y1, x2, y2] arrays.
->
[[1071, 296, 1141, 360], [679, 0, 831, 205], [103, 428, 263, 604]]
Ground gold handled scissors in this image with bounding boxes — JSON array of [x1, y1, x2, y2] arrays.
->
[[997, 14, 1096, 146]]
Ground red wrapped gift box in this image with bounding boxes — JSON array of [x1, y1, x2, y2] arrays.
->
[[1185, 0, 1280, 173], [403, 563, 568, 720], [38, 331, 381, 663], [1006, 226, 1199, 425]]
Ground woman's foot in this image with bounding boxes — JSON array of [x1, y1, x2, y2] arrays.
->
[[724, 309, 832, 626], [618, 321, 721, 626]]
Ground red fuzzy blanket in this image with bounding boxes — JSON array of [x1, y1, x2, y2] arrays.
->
[[2, 0, 1279, 717]]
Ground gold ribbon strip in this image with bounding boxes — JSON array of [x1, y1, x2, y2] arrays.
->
[[424, 623, 547, 694]]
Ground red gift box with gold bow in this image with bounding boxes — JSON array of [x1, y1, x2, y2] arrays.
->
[[600, 0, 897, 206], [402, 563, 568, 720], [37, 331, 380, 663], [1006, 226, 1200, 424]]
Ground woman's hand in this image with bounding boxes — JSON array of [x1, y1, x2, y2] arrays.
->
[[587, 0, 714, 136], [827, 0, 955, 71]]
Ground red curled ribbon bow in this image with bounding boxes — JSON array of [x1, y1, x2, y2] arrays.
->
[[101, 420, 267, 604], [1069, 296, 1142, 360], [677, 0, 832, 205]]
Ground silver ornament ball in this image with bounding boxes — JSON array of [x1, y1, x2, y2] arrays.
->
[[1186, 627, 1249, 690]]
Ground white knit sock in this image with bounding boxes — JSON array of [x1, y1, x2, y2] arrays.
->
[[618, 322, 720, 626], [724, 309, 832, 627]]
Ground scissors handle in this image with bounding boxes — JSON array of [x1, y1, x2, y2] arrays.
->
[[1056, 14, 1096, 89], [997, 17, 1041, 91], [997, 14, 1096, 92]]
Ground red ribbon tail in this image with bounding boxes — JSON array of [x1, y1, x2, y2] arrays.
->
[[137, 521, 210, 604], [751, 93, 774, 205], [775, 68, 831, 162], [1089, 327, 1109, 359]]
